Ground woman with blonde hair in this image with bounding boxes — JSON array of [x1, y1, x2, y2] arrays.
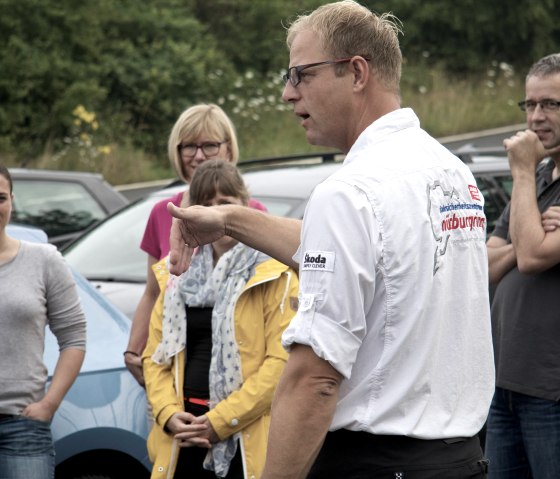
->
[[124, 104, 265, 386], [167, 104, 240, 184]]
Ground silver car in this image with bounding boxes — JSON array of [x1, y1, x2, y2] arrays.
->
[[9, 168, 129, 248], [62, 151, 512, 319]]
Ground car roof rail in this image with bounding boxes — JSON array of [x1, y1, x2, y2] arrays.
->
[[239, 151, 344, 170], [158, 152, 344, 190], [452, 143, 506, 163]]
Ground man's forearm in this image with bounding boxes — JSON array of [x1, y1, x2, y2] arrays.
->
[[225, 206, 301, 270], [509, 171, 548, 272], [262, 345, 342, 479], [504, 130, 560, 273], [167, 203, 302, 275], [487, 243, 516, 284]]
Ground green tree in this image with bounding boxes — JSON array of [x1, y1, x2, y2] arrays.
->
[[369, 0, 560, 73], [191, 0, 326, 74], [0, 0, 108, 162], [0, 0, 234, 162], [2, 0, 560, 169]]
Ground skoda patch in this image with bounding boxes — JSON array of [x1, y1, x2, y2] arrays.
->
[[301, 250, 335, 272]]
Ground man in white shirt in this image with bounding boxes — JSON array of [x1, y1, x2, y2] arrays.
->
[[167, 1, 494, 477]]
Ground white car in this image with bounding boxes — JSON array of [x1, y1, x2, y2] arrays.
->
[[62, 151, 512, 319]]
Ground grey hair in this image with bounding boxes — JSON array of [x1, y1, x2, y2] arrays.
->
[[526, 53, 560, 80]]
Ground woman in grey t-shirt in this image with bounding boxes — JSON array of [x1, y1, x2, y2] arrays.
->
[[0, 164, 87, 479]]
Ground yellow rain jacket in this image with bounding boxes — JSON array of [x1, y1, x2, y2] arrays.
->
[[142, 257, 298, 479]]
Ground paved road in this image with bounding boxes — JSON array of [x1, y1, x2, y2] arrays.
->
[[116, 123, 526, 202], [115, 178, 175, 202], [439, 122, 525, 151]]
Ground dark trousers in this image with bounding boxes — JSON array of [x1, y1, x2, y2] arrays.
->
[[308, 429, 489, 478], [174, 446, 243, 478]]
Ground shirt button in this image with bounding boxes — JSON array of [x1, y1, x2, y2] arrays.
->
[[157, 466, 164, 472], [231, 418, 239, 426]]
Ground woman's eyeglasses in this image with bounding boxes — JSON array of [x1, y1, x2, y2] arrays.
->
[[178, 141, 227, 157]]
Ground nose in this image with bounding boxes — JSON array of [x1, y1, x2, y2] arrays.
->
[[282, 81, 300, 104], [529, 103, 547, 122], [192, 147, 207, 162]]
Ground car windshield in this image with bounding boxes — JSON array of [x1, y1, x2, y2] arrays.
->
[[64, 187, 301, 283], [64, 196, 164, 282], [11, 180, 106, 238]]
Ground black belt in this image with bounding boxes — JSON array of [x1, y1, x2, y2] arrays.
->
[[0, 413, 15, 420]]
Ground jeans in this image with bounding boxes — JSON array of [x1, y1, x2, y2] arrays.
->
[[0, 416, 55, 479], [485, 387, 560, 479]]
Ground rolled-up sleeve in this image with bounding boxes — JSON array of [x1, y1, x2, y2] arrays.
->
[[282, 179, 380, 379]]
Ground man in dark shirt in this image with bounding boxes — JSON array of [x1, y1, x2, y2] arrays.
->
[[486, 53, 560, 479]]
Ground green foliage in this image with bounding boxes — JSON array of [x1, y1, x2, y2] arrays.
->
[[237, 61, 527, 162], [401, 61, 525, 137], [0, 0, 108, 162], [1, 0, 560, 180], [0, 0, 233, 164], [368, 0, 560, 73], [95, 0, 234, 156], [191, 0, 325, 74]]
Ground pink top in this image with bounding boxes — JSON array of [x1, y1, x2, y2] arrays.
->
[[140, 191, 267, 260]]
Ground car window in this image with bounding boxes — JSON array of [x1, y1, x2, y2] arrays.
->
[[11, 180, 106, 239], [64, 196, 161, 282], [250, 196, 302, 217], [493, 176, 513, 198], [475, 174, 511, 234]]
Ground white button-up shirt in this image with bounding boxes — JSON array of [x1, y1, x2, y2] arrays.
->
[[282, 108, 494, 439]]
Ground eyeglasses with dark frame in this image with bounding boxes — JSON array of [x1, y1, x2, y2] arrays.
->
[[518, 99, 560, 113], [282, 56, 370, 87], [177, 141, 228, 158]]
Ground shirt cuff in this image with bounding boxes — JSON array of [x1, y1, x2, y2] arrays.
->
[[282, 311, 362, 379]]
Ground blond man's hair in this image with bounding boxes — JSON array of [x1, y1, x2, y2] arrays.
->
[[286, 0, 402, 94]]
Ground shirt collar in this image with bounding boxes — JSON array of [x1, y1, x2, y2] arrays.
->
[[344, 108, 420, 166], [537, 159, 556, 191]]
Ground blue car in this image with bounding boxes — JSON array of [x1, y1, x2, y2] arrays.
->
[[7, 224, 151, 478]]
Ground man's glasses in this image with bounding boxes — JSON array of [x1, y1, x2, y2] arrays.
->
[[518, 99, 560, 113], [178, 141, 227, 157], [283, 57, 369, 87]]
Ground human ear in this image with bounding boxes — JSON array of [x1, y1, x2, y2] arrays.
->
[[351, 56, 369, 91]]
